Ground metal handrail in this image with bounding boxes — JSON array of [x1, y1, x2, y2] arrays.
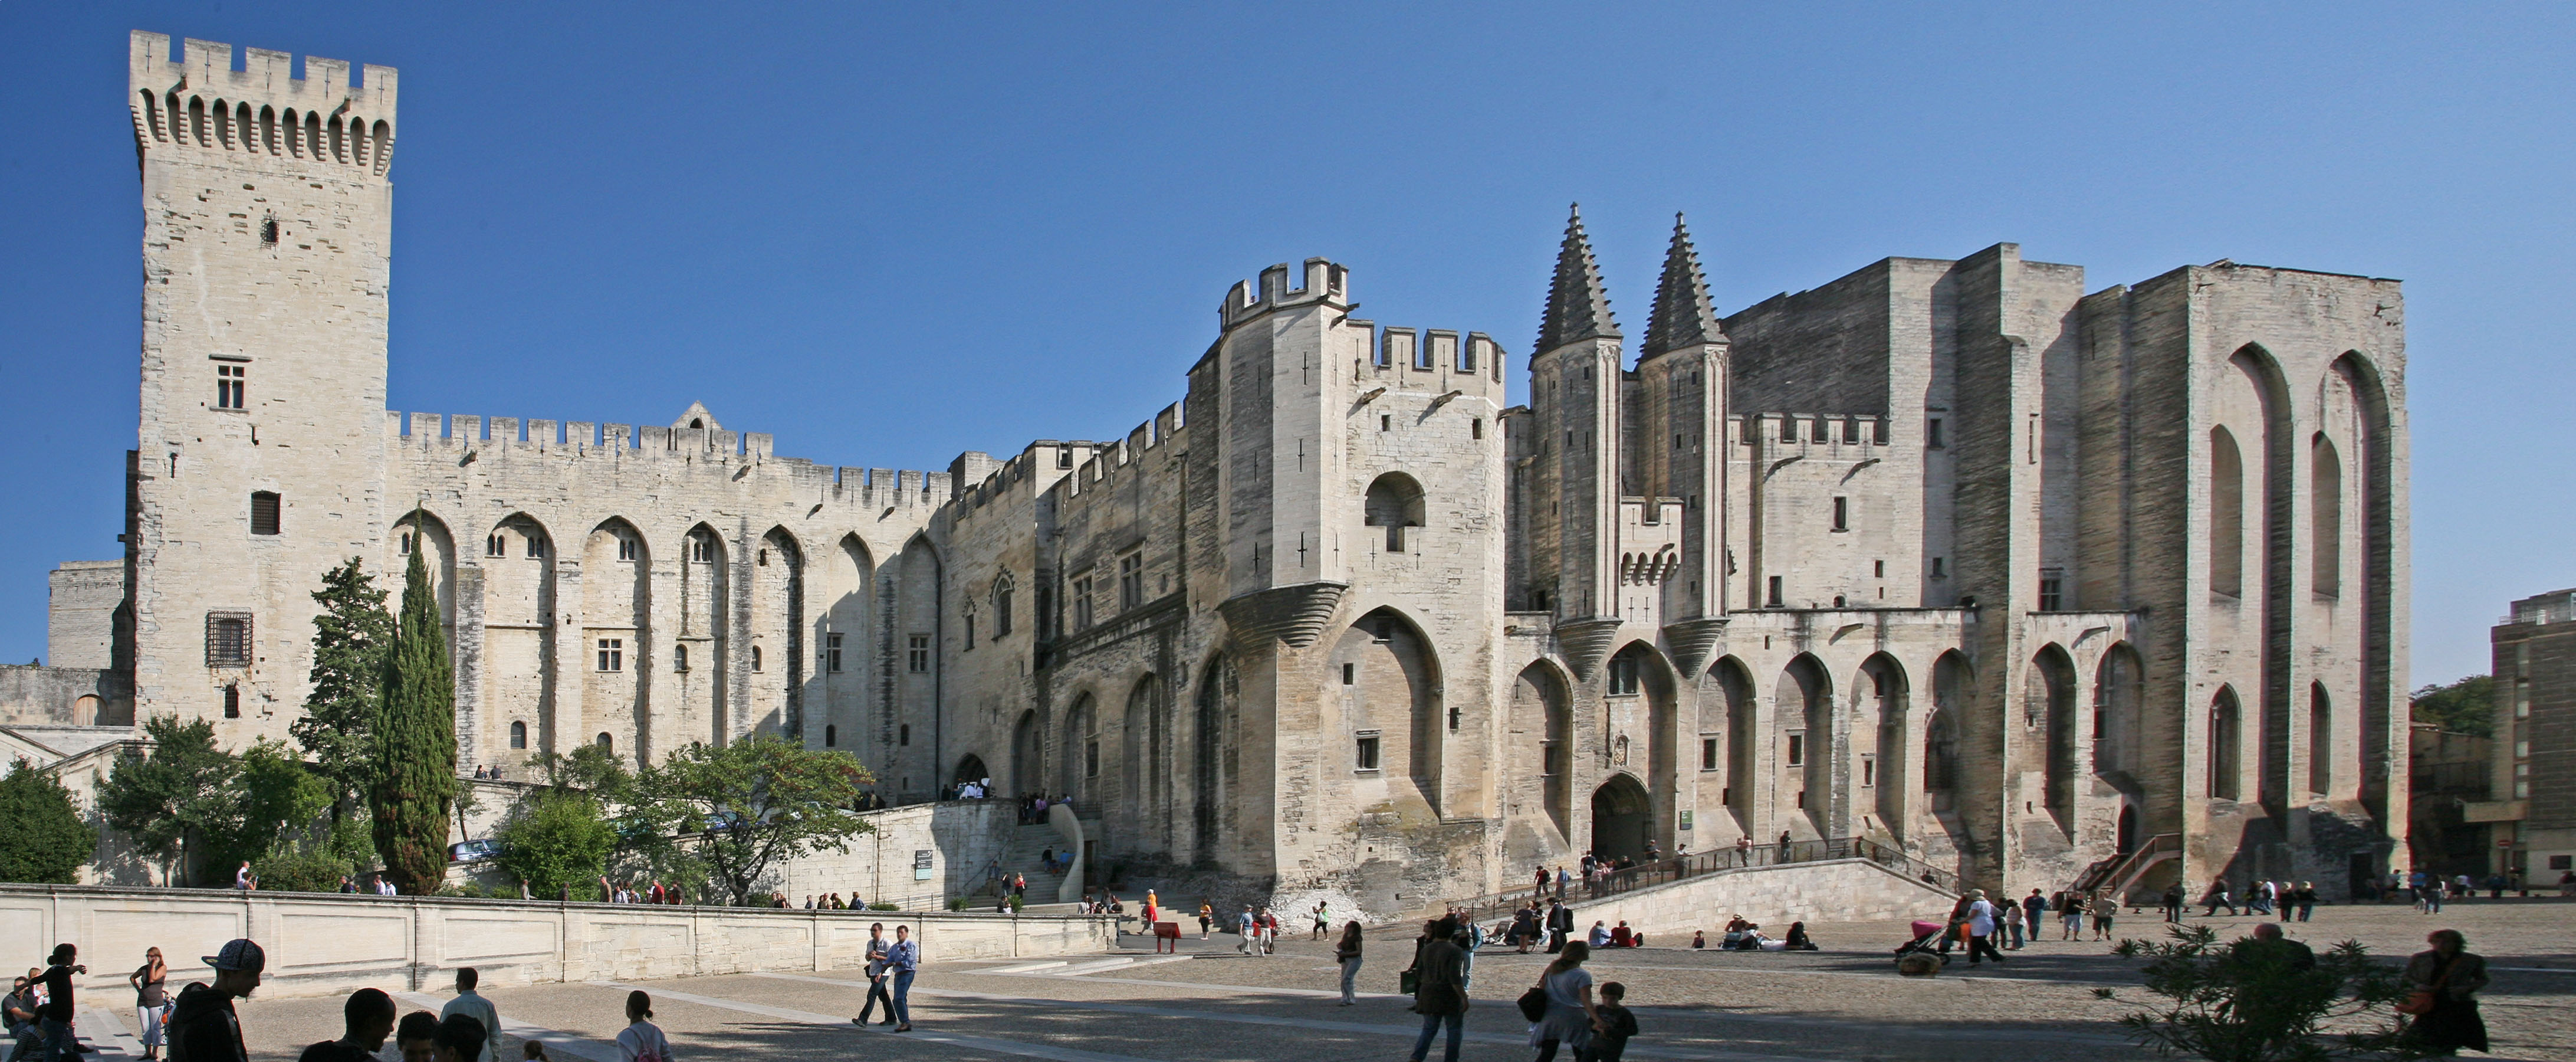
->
[[1444, 837, 1960, 923]]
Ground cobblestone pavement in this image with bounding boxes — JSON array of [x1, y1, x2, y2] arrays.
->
[[64, 896, 2572, 1061]]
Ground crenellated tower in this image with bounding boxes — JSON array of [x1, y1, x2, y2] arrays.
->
[[124, 31, 398, 740]]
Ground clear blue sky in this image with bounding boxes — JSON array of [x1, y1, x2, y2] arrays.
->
[[2, 2, 2565, 686]]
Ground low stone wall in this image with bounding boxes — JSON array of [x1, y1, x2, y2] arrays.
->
[[0, 884, 1114, 1001], [1563, 858, 1957, 940], [0, 666, 124, 726]]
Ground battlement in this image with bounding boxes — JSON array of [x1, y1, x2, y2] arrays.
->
[[1740, 411, 1891, 448], [1218, 258, 1350, 331], [1365, 327, 1505, 390], [129, 30, 397, 176], [384, 410, 948, 509], [1051, 402, 1187, 509]]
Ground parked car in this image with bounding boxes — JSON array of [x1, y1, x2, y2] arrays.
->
[[448, 838, 504, 863]]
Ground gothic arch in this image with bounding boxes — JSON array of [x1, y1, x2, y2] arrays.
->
[[753, 527, 807, 740], [953, 753, 990, 788], [821, 534, 875, 758], [2329, 350, 2397, 820], [1122, 673, 1167, 835], [1062, 692, 1098, 799], [2094, 642, 2144, 783], [1191, 652, 1240, 863], [1589, 772, 1652, 863], [678, 523, 730, 746], [1776, 654, 1831, 838], [1512, 659, 1575, 842], [1710, 655, 1756, 835], [2030, 643, 2079, 835], [481, 512, 558, 761], [2209, 686, 2244, 801], [1329, 607, 1445, 815], [1609, 641, 1677, 849], [1010, 709, 1041, 798], [2227, 343, 2296, 807], [1859, 653, 1910, 837], [583, 517, 653, 764], [1363, 472, 1428, 553]]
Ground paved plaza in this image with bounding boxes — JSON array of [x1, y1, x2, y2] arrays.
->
[[57, 898, 2576, 1062]]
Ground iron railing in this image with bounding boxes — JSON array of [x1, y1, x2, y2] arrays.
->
[[1444, 837, 1960, 923], [2070, 832, 2181, 903]]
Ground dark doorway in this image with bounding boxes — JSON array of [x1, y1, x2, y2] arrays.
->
[[1590, 775, 1651, 863], [953, 754, 989, 788], [2117, 804, 2140, 855]]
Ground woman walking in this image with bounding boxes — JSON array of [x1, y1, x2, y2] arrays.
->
[[129, 948, 168, 1061], [2401, 929, 2489, 1056], [1528, 941, 1599, 1062], [1334, 922, 1365, 1005], [615, 991, 671, 1062]]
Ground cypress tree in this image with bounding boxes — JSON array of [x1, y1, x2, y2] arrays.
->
[[371, 519, 456, 893]]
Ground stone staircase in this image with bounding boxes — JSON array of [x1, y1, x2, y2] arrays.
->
[[965, 821, 1077, 902]]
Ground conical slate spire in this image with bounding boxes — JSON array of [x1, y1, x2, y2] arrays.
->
[[1643, 213, 1726, 358], [1536, 204, 1620, 353]]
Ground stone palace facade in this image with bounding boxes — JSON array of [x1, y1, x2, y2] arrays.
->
[[64, 30, 2414, 913]]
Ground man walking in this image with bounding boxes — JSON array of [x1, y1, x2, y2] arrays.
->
[[169, 939, 264, 1062], [1404, 917, 1469, 1062], [2022, 889, 2048, 946], [437, 969, 501, 1062], [2161, 881, 2186, 923], [883, 925, 918, 1032], [852, 923, 896, 1027], [1236, 907, 1259, 955]]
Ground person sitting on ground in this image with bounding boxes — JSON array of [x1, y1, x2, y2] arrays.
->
[[1580, 982, 1639, 1062], [298, 988, 397, 1062], [1588, 920, 1612, 947], [1690, 930, 1706, 949], [1783, 922, 1817, 951]]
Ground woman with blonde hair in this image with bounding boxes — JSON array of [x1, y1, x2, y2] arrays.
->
[[129, 947, 169, 1060], [1527, 940, 1599, 1062]]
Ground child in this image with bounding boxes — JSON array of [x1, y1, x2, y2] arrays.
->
[[522, 1044, 550, 1062], [1581, 982, 1639, 1062]]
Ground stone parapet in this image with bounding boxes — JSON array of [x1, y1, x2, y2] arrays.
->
[[0, 884, 1113, 1001]]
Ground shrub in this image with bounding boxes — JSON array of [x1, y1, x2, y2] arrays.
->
[[2111, 923, 2406, 1061], [869, 902, 898, 912], [947, 896, 970, 911], [494, 789, 617, 900], [252, 845, 351, 893]]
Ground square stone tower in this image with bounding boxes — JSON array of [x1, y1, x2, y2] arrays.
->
[[125, 31, 397, 740]]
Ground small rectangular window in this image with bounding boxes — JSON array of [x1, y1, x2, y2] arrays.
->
[[1607, 655, 1640, 696], [222, 683, 241, 719], [964, 613, 976, 650], [751, 644, 764, 671], [1471, 418, 1484, 440], [596, 638, 623, 672], [1811, 418, 1829, 442], [1057, 445, 1075, 470], [2039, 569, 2064, 612], [1085, 739, 1100, 778], [899, 723, 911, 746], [1786, 733, 1805, 766], [527, 535, 547, 558], [1355, 733, 1382, 771], [1831, 496, 1848, 532], [691, 536, 716, 563], [674, 644, 689, 672], [1381, 414, 1391, 432], [1931, 557, 1947, 579], [488, 534, 507, 557], [1701, 738, 1719, 771], [1342, 663, 1355, 686], [1861, 755, 1877, 787], [1119, 553, 1144, 609], [249, 491, 281, 535], [1841, 419, 1861, 444], [216, 364, 247, 410], [1874, 560, 1885, 578], [1766, 575, 1784, 608], [826, 631, 843, 673], [907, 634, 931, 673], [1071, 576, 1095, 631], [617, 536, 638, 562], [1927, 418, 1945, 448], [206, 612, 252, 667]]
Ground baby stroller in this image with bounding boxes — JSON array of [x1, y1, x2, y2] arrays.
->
[[1892, 920, 1951, 967]]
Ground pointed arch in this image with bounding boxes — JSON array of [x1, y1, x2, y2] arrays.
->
[[482, 513, 559, 764], [1609, 641, 1677, 848], [1061, 692, 1097, 798], [819, 533, 874, 761], [1010, 709, 1041, 798], [2308, 682, 2334, 796], [372, 119, 393, 175], [1121, 673, 1167, 832], [2094, 642, 2144, 780], [893, 534, 944, 794], [677, 523, 730, 746], [1710, 655, 1756, 834], [1512, 659, 1575, 842], [2329, 350, 2396, 818], [1330, 607, 1445, 814], [390, 509, 458, 628], [2312, 432, 2342, 596], [2209, 686, 2243, 800], [750, 527, 807, 740], [1859, 653, 1910, 837], [1191, 651, 1239, 863], [2030, 643, 2079, 834], [1776, 654, 1831, 837], [1590, 773, 1652, 863], [1925, 651, 1972, 806], [953, 753, 989, 788], [2227, 343, 2297, 806], [584, 517, 653, 763], [2210, 425, 2245, 597]]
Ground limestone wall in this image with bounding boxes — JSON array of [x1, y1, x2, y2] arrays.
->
[[1559, 858, 1956, 940], [0, 884, 1112, 1001]]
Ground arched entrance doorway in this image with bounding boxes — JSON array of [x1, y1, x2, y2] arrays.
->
[[1590, 775, 1651, 863], [1011, 710, 1040, 798], [953, 754, 990, 788], [2117, 804, 2140, 855]]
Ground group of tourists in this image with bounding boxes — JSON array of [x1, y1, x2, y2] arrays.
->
[[801, 893, 868, 910], [2198, 878, 2320, 919], [1388, 920, 1638, 1062], [599, 879, 687, 905]]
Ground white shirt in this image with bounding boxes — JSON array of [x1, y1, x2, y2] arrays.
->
[[439, 989, 503, 1062], [1965, 899, 1997, 935], [615, 1021, 672, 1062]]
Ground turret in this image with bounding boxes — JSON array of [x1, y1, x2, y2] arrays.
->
[[1526, 205, 1625, 676], [1638, 215, 1731, 671]]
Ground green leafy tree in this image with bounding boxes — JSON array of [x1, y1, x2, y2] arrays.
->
[[2111, 923, 2407, 1062], [295, 557, 396, 815], [529, 743, 636, 802], [631, 735, 872, 904], [212, 740, 333, 872], [371, 534, 456, 894], [494, 789, 619, 899], [2410, 675, 2492, 737], [0, 760, 97, 883], [98, 716, 239, 885]]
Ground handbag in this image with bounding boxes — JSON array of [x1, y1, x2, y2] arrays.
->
[[2397, 956, 2452, 1015], [1517, 976, 1550, 1022], [1400, 968, 1421, 995]]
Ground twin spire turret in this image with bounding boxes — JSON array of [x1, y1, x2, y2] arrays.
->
[[1536, 204, 1727, 359]]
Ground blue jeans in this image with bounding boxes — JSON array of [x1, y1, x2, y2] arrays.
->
[[890, 970, 915, 1025], [1339, 958, 1361, 1002], [1408, 1011, 1461, 1062], [35, 1019, 71, 1062]]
